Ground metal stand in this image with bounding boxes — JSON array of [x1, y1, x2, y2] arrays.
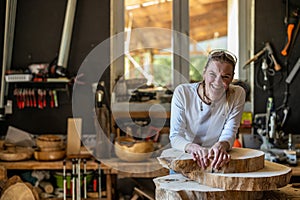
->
[[71, 159, 76, 200], [97, 160, 102, 199], [63, 160, 67, 200]]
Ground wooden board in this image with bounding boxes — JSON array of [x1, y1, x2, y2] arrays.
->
[[154, 174, 300, 200], [184, 161, 291, 191], [154, 174, 263, 200], [66, 118, 82, 156], [158, 148, 265, 173]]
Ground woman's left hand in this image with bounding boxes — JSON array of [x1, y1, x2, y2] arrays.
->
[[208, 141, 231, 170]]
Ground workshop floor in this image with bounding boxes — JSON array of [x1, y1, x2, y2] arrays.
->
[[117, 178, 155, 200]]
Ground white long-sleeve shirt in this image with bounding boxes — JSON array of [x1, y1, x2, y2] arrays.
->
[[169, 82, 246, 152]]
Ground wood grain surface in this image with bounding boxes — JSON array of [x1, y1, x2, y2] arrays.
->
[[158, 147, 265, 173]]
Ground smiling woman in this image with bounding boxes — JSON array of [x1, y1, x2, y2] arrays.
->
[[169, 49, 245, 171]]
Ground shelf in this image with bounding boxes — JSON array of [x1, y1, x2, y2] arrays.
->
[[10, 80, 70, 91]]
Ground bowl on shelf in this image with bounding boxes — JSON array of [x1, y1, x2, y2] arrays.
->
[[114, 136, 154, 162], [0, 145, 34, 161], [36, 135, 64, 150], [34, 150, 65, 161]]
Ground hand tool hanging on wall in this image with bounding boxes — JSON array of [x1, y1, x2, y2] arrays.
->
[[13, 88, 60, 109], [286, 57, 300, 84], [281, 8, 300, 56], [243, 42, 282, 71], [277, 2, 300, 129], [243, 42, 281, 92], [281, 0, 300, 57], [279, 57, 300, 127]]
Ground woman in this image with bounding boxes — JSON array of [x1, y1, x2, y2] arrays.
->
[[169, 50, 245, 170]]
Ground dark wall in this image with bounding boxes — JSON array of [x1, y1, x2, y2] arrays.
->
[[254, 0, 300, 134], [0, 0, 110, 135]]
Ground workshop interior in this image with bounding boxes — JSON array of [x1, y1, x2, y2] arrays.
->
[[0, 0, 300, 199]]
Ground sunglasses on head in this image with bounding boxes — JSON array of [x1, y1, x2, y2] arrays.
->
[[208, 49, 237, 67]]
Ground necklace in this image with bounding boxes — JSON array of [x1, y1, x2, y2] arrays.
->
[[199, 81, 211, 111], [202, 81, 211, 105]]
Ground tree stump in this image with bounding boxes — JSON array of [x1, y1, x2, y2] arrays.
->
[[154, 174, 299, 200], [158, 147, 265, 173], [186, 160, 291, 191], [157, 148, 292, 191], [154, 174, 264, 200]]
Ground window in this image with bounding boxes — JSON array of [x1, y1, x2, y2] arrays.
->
[[189, 0, 228, 82], [124, 0, 173, 87], [111, 0, 253, 92]]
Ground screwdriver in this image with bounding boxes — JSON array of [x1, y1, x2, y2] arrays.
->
[[281, 23, 294, 56]]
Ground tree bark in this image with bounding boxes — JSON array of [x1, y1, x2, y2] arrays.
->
[[158, 148, 292, 191], [158, 147, 265, 173]]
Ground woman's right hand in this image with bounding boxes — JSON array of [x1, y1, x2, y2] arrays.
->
[[185, 143, 210, 169]]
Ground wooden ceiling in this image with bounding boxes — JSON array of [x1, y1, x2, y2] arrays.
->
[[125, 0, 227, 51]]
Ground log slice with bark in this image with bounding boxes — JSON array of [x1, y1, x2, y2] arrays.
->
[[187, 160, 292, 191], [158, 147, 265, 173], [158, 148, 292, 191], [154, 174, 264, 200]]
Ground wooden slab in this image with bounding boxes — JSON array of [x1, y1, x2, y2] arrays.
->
[[154, 174, 299, 200], [158, 147, 265, 173], [154, 174, 263, 200], [67, 118, 82, 157], [184, 160, 292, 191]]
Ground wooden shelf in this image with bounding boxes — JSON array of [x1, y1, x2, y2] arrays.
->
[[0, 159, 102, 171], [0, 157, 168, 200]]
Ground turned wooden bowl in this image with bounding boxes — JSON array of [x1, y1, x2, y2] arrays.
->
[[0, 146, 34, 161], [36, 135, 64, 150], [34, 150, 65, 161], [114, 137, 154, 162]]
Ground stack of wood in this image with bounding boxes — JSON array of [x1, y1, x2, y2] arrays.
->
[[0, 174, 56, 199], [154, 148, 293, 200], [34, 135, 65, 161]]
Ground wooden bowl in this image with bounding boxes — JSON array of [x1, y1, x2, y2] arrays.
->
[[34, 150, 65, 161], [0, 147, 33, 161], [37, 135, 62, 142], [114, 137, 154, 162], [36, 135, 64, 149]]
